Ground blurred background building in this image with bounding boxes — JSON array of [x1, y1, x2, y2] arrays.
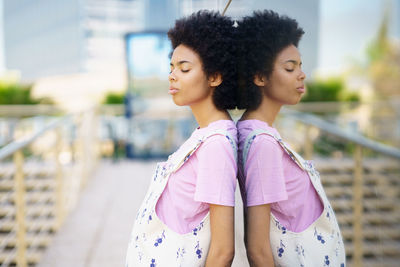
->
[[2, 0, 320, 103], [3, 0, 143, 80], [2, 0, 398, 104]]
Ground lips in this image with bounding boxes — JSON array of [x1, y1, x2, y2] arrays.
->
[[297, 86, 305, 93], [169, 87, 179, 95]]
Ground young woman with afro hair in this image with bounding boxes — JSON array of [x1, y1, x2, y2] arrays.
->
[[236, 10, 346, 266], [126, 10, 238, 267]]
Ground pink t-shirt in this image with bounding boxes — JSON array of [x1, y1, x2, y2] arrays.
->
[[237, 119, 323, 232], [156, 120, 237, 234]]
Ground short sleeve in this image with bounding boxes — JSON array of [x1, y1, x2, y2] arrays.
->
[[194, 135, 237, 206], [245, 134, 288, 206]]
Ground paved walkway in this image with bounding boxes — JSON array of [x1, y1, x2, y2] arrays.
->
[[38, 160, 248, 267]]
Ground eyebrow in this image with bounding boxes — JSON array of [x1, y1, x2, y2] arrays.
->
[[170, 60, 192, 66], [284, 60, 302, 65]]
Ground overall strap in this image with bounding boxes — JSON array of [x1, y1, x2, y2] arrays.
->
[[171, 129, 237, 174], [242, 129, 305, 170]]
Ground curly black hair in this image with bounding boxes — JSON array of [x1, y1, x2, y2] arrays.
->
[[236, 10, 304, 110], [168, 10, 237, 110]]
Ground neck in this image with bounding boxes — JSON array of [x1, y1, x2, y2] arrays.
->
[[241, 95, 282, 126], [190, 97, 231, 128]]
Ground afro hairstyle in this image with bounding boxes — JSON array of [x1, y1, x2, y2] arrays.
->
[[168, 10, 237, 110], [236, 10, 304, 110]]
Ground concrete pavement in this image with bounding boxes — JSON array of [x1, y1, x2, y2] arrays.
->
[[38, 160, 248, 267]]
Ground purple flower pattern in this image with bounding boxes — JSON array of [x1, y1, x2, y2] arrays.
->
[[153, 230, 166, 247], [240, 129, 346, 266], [126, 131, 246, 266], [194, 241, 203, 259]]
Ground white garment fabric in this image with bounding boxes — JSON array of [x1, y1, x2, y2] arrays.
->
[[242, 129, 346, 267], [125, 130, 237, 267]]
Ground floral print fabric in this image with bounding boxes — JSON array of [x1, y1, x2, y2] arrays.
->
[[125, 130, 237, 267], [242, 129, 346, 266]]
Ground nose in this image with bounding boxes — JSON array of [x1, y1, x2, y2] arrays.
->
[[169, 71, 177, 82], [299, 70, 306, 80]]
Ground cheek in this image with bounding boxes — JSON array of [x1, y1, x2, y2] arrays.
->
[[174, 73, 210, 105], [188, 73, 209, 94], [276, 71, 292, 86]]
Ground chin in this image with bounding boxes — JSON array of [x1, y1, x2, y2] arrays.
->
[[286, 99, 300, 105], [171, 97, 186, 106], [290, 96, 302, 105]]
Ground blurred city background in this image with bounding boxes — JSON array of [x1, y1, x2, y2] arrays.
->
[[0, 0, 399, 266]]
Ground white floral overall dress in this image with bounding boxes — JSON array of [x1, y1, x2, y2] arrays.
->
[[125, 129, 237, 267], [242, 129, 346, 267]]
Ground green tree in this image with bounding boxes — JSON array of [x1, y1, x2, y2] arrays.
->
[[365, 7, 400, 98], [0, 83, 42, 104], [102, 92, 125, 104], [302, 78, 359, 102]]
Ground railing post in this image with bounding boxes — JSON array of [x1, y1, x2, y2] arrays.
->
[[353, 144, 363, 267], [74, 114, 87, 190], [55, 128, 64, 230], [304, 126, 313, 160], [81, 113, 89, 188], [165, 111, 175, 152], [92, 106, 101, 167], [14, 150, 27, 267]]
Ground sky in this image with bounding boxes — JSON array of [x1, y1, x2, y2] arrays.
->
[[0, 0, 4, 73], [317, 0, 399, 76]]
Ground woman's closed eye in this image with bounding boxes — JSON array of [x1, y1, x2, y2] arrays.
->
[[169, 68, 190, 74]]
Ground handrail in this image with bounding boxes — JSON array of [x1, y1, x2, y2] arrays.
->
[[0, 108, 99, 266], [0, 115, 70, 160], [281, 107, 400, 267], [0, 104, 64, 116], [281, 108, 400, 159]]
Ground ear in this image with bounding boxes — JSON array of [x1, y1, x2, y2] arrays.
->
[[253, 73, 266, 87], [208, 73, 222, 87]]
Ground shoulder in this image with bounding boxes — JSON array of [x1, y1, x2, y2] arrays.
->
[[253, 133, 280, 146], [248, 133, 284, 157], [243, 133, 286, 174], [194, 133, 237, 174], [195, 133, 236, 160], [201, 133, 234, 151]]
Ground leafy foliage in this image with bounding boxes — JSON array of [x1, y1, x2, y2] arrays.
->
[[0, 82, 52, 104], [103, 92, 125, 104], [364, 8, 400, 98], [302, 78, 359, 102]]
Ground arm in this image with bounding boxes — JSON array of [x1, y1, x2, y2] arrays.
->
[[205, 204, 235, 267], [243, 206, 248, 247], [246, 204, 275, 267], [243, 136, 287, 267]]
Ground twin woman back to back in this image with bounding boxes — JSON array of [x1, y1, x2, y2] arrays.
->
[[125, 10, 346, 267]]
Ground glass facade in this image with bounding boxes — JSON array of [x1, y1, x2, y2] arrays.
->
[[3, 0, 319, 81]]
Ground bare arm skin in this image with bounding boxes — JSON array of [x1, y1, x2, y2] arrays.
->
[[205, 204, 235, 267], [246, 204, 275, 267]]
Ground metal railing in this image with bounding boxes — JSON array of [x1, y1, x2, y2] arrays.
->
[[280, 108, 400, 267], [0, 105, 64, 117], [1, 103, 399, 266], [292, 100, 400, 148], [0, 108, 99, 266]]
